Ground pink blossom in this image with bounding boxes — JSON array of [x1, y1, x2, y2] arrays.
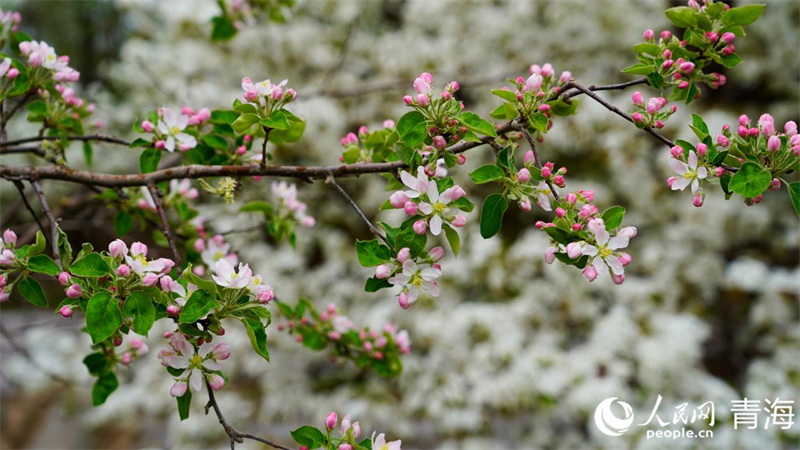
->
[[583, 265, 598, 282], [376, 264, 391, 279], [721, 32, 735, 43], [390, 191, 410, 208], [544, 247, 557, 264], [413, 220, 427, 235], [429, 246, 445, 262], [397, 248, 411, 263], [325, 412, 338, 430], [66, 284, 82, 299], [643, 29, 654, 41], [452, 215, 467, 227], [142, 273, 159, 287], [59, 305, 73, 318], [767, 135, 780, 152], [58, 272, 71, 286], [404, 201, 418, 215]]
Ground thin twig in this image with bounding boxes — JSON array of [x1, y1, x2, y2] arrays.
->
[[147, 182, 181, 267], [30, 180, 62, 270], [261, 127, 271, 168], [521, 129, 561, 202], [561, 77, 649, 100], [0, 134, 131, 148], [12, 181, 46, 237], [326, 174, 391, 247], [0, 323, 72, 385], [205, 380, 294, 450]]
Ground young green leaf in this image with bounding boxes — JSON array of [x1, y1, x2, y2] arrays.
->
[[18, 276, 48, 307], [469, 164, 505, 184], [355, 240, 393, 267], [92, 371, 119, 406], [238, 311, 270, 362], [443, 225, 461, 257], [479, 194, 508, 239], [139, 148, 161, 174], [231, 113, 260, 133], [123, 291, 156, 337], [729, 161, 771, 198], [86, 292, 122, 344], [291, 426, 326, 449], [601, 206, 626, 230], [177, 390, 192, 421], [457, 112, 497, 137], [179, 290, 219, 324], [365, 276, 392, 293], [722, 4, 765, 27], [27, 254, 61, 276], [788, 182, 800, 218], [70, 253, 110, 277]]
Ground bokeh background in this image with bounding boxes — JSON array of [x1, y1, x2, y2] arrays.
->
[[0, 0, 799, 449]]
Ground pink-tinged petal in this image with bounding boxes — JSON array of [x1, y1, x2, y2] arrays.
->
[[605, 255, 624, 275], [202, 359, 222, 371], [537, 193, 552, 211], [212, 274, 228, 287], [406, 286, 420, 303], [165, 136, 176, 152], [400, 171, 419, 191], [440, 187, 455, 204], [198, 342, 214, 357], [189, 369, 203, 391], [595, 228, 610, 246], [608, 235, 629, 250], [426, 180, 439, 203], [419, 202, 433, 215], [163, 108, 176, 126], [176, 115, 189, 130], [420, 267, 441, 281], [581, 244, 598, 257], [215, 259, 234, 279], [697, 166, 708, 179], [405, 190, 420, 199], [691, 178, 700, 194], [167, 355, 190, 369], [423, 280, 439, 297], [593, 257, 608, 276], [430, 215, 443, 236], [388, 441, 402, 450], [672, 177, 691, 191], [688, 151, 698, 169], [388, 274, 408, 287], [402, 259, 417, 276], [669, 159, 688, 175]]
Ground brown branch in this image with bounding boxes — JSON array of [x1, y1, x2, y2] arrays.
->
[[0, 121, 514, 187], [0, 133, 131, 148], [326, 174, 391, 247], [261, 127, 271, 168], [205, 380, 294, 450], [521, 129, 561, 202], [564, 81, 676, 148], [147, 182, 182, 267], [561, 77, 649, 100], [12, 181, 46, 237], [30, 180, 62, 270]]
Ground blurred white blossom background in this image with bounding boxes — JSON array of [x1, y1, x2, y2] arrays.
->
[[0, 0, 798, 449]]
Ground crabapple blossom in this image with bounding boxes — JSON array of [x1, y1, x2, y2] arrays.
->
[[154, 107, 197, 152], [669, 150, 707, 195], [211, 259, 252, 289], [388, 259, 441, 306]]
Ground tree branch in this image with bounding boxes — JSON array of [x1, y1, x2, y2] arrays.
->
[[30, 180, 63, 270], [0, 133, 131, 148], [147, 182, 182, 267], [561, 77, 649, 100], [521, 129, 561, 202], [12, 180, 46, 239], [261, 127, 271, 168], [326, 174, 391, 247], [205, 380, 295, 450]]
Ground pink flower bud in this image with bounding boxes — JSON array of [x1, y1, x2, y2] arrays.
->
[[692, 193, 704, 207], [211, 342, 231, 360], [57, 271, 71, 286], [59, 305, 73, 318], [325, 412, 338, 430], [397, 248, 411, 263], [580, 189, 595, 202], [643, 29, 654, 41], [696, 143, 707, 157], [539, 104, 551, 113], [398, 292, 410, 309], [404, 201, 418, 215], [553, 175, 565, 187], [66, 284, 82, 299], [559, 71, 572, 84], [208, 374, 225, 391], [403, 95, 413, 105], [518, 168, 531, 183], [301, 216, 316, 228], [583, 265, 598, 282], [520, 199, 532, 212], [721, 32, 735, 43], [678, 81, 689, 89], [524, 150, 535, 164], [160, 275, 173, 292], [769, 178, 781, 191], [555, 207, 567, 218], [612, 274, 625, 285], [390, 191, 410, 208], [121, 352, 132, 365], [784, 121, 797, 136], [108, 239, 127, 258], [767, 135, 781, 152], [572, 223, 583, 231], [417, 94, 430, 107], [413, 220, 427, 235], [619, 253, 633, 266], [358, 125, 368, 136], [142, 273, 159, 287], [452, 215, 467, 227], [717, 134, 729, 148], [375, 264, 391, 279], [544, 247, 556, 264], [131, 242, 148, 256], [749, 127, 759, 137], [116, 264, 131, 277], [565, 242, 583, 259], [679, 62, 694, 73], [715, 167, 724, 177], [541, 167, 552, 178], [433, 135, 446, 149], [429, 246, 445, 262], [632, 112, 644, 123], [170, 381, 188, 397], [661, 30, 672, 41], [440, 91, 451, 101], [535, 221, 545, 229], [167, 305, 180, 316], [3, 229, 16, 246]]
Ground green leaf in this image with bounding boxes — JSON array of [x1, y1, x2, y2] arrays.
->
[[139, 148, 161, 174], [269, 112, 306, 144], [491, 89, 519, 102], [394, 225, 427, 257], [621, 63, 654, 75], [92, 371, 119, 406], [469, 164, 505, 184], [233, 103, 258, 115], [129, 138, 151, 148], [722, 4, 765, 27], [396, 111, 427, 148], [647, 72, 664, 89], [291, 426, 326, 449], [18, 276, 47, 307], [544, 226, 580, 246], [546, 98, 579, 117], [355, 240, 393, 267], [451, 197, 474, 213], [632, 43, 662, 55], [123, 291, 156, 337], [720, 53, 742, 69], [114, 211, 133, 237], [211, 110, 239, 124], [788, 182, 800, 218], [479, 194, 508, 239], [182, 265, 218, 295], [231, 113, 260, 133], [27, 254, 61, 276], [729, 161, 771, 198], [365, 276, 392, 293], [179, 290, 219, 324], [83, 352, 108, 376], [601, 206, 625, 229], [70, 253, 110, 277], [210, 16, 237, 41], [457, 112, 497, 137], [528, 113, 548, 133], [443, 225, 461, 257], [239, 311, 270, 362], [177, 390, 192, 420], [240, 201, 274, 218], [56, 224, 72, 268], [86, 292, 122, 344], [201, 134, 228, 150], [665, 6, 697, 28], [261, 109, 290, 130], [29, 231, 46, 256]]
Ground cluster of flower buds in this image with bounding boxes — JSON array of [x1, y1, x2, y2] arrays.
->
[[338, 120, 398, 164], [241, 77, 297, 115], [515, 154, 567, 212], [0, 229, 17, 302], [108, 240, 176, 287], [0, 9, 21, 44], [119, 337, 149, 366], [630, 92, 677, 129], [272, 181, 316, 228], [158, 332, 230, 397], [498, 63, 571, 119], [19, 40, 80, 82], [389, 168, 468, 236], [312, 411, 401, 450], [140, 107, 201, 152]]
